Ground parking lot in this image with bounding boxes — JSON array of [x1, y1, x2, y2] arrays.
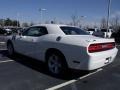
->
[[0, 36, 120, 90]]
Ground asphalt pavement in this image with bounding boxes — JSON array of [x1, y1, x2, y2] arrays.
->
[[59, 47, 120, 90], [0, 36, 120, 90]]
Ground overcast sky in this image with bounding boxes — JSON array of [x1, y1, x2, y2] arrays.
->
[[0, 0, 120, 25]]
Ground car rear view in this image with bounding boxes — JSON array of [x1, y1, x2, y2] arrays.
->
[[59, 26, 118, 71], [86, 40, 118, 70]]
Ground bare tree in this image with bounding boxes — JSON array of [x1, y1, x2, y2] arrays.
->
[[59, 21, 64, 25], [71, 15, 79, 26], [22, 22, 29, 27], [100, 17, 107, 29], [110, 15, 120, 31], [85, 25, 91, 29], [30, 22, 35, 26], [45, 20, 50, 24]]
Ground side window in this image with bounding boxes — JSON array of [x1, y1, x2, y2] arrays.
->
[[22, 28, 30, 36], [37, 26, 48, 35], [22, 26, 48, 37]]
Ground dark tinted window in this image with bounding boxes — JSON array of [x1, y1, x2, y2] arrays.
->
[[22, 26, 48, 37], [101, 29, 107, 32], [88, 29, 95, 31], [60, 26, 89, 35]]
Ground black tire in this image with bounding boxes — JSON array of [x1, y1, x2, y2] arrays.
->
[[46, 51, 68, 76], [7, 42, 15, 56]]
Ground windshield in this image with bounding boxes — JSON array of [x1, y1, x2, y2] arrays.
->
[[60, 26, 89, 35]]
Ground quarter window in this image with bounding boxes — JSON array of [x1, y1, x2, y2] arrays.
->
[[60, 26, 89, 35]]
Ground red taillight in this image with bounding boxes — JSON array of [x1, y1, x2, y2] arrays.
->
[[88, 42, 115, 53]]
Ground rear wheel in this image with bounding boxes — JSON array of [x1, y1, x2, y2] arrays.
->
[[47, 52, 68, 76], [7, 42, 15, 56]]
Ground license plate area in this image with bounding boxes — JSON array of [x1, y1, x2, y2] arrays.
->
[[105, 57, 111, 64]]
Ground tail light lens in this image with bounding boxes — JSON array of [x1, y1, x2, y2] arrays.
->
[[88, 42, 115, 53]]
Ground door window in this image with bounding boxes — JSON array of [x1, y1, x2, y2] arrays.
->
[[22, 27, 48, 37]]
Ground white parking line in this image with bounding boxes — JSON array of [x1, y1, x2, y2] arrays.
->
[[46, 68, 103, 90], [112, 73, 120, 78], [0, 49, 7, 50], [0, 60, 14, 64], [0, 42, 6, 44]]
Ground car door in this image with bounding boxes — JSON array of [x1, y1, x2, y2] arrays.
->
[[14, 26, 48, 59]]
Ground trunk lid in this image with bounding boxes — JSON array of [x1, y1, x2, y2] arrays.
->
[[63, 35, 115, 44]]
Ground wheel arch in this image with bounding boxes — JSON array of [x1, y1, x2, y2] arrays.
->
[[45, 48, 68, 67]]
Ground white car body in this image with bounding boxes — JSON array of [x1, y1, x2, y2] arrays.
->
[[6, 24, 118, 71]]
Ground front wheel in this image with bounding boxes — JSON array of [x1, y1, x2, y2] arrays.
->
[[47, 52, 68, 76]]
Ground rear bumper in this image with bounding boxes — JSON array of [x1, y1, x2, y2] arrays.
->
[[70, 48, 118, 70], [87, 48, 118, 70]]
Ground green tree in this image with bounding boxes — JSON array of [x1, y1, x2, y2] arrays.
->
[[0, 19, 3, 26], [12, 20, 20, 27], [5, 18, 12, 26]]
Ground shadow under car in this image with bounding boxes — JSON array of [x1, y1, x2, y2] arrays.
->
[[0, 50, 92, 80]]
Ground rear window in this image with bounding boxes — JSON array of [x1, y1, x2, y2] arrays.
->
[[60, 26, 89, 35]]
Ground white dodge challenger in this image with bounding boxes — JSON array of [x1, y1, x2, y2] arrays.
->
[[6, 24, 118, 75]]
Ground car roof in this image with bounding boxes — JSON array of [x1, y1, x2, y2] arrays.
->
[[33, 24, 69, 27], [32, 24, 77, 35]]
